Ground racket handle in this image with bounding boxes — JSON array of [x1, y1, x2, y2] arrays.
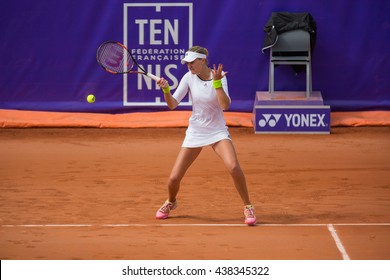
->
[[146, 73, 160, 82]]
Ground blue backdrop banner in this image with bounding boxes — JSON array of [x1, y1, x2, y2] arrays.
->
[[0, 0, 389, 113]]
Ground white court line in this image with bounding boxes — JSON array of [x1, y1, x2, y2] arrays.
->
[[327, 224, 350, 260], [2, 223, 390, 228], [3, 223, 386, 260]]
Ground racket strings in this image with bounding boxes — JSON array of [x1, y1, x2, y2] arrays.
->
[[97, 42, 134, 74]]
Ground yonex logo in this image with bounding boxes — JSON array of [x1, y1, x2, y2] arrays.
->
[[285, 113, 327, 127], [258, 114, 282, 127], [258, 113, 328, 128]]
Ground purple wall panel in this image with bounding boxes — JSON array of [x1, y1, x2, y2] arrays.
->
[[0, 0, 389, 113]]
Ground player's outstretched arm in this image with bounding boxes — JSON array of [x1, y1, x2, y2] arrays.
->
[[157, 77, 178, 110]]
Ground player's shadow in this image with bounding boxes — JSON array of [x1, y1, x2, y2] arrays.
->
[[167, 212, 332, 224], [172, 214, 239, 223]]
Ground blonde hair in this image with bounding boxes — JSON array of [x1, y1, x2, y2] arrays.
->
[[189, 46, 208, 56]]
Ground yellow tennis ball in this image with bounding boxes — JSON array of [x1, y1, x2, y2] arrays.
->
[[87, 94, 95, 103]]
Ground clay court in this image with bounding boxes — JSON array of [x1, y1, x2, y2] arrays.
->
[[1, 123, 389, 260]]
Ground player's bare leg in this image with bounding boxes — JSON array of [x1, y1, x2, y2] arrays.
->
[[167, 147, 202, 202], [212, 139, 256, 225], [156, 147, 202, 219], [212, 139, 251, 205]]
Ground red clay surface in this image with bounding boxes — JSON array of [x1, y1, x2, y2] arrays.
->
[[0, 127, 389, 259]]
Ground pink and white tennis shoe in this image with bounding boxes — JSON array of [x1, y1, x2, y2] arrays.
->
[[244, 205, 257, 226], [155, 200, 177, 219]]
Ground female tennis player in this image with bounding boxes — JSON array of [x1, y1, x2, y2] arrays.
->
[[155, 46, 256, 226]]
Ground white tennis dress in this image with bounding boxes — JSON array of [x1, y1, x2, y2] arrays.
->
[[172, 71, 231, 148]]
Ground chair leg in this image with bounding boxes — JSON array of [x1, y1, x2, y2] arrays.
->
[[269, 62, 274, 96], [310, 62, 313, 94], [306, 62, 310, 99]]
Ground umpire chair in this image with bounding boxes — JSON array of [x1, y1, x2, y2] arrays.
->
[[268, 29, 312, 98]]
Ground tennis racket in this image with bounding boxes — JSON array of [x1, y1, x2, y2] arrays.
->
[[96, 41, 160, 81]]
